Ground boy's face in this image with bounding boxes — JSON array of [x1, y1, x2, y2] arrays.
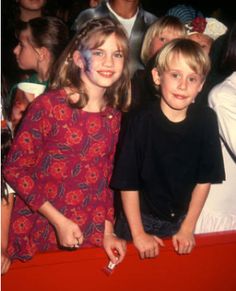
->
[[152, 53, 204, 118]]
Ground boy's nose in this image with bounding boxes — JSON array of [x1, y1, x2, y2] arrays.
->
[[178, 78, 187, 90]]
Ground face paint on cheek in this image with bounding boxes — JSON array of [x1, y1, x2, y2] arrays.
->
[[81, 49, 92, 72]]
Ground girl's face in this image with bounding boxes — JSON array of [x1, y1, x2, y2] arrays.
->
[[13, 28, 39, 71], [149, 28, 183, 58], [152, 53, 204, 119], [19, 0, 46, 11], [76, 33, 125, 93]]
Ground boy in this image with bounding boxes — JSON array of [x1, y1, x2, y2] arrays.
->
[[111, 39, 225, 258]]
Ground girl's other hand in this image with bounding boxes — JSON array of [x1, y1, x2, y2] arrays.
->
[[103, 233, 127, 264]]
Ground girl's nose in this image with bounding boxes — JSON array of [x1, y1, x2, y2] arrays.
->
[[13, 44, 19, 55], [103, 54, 113, 67]]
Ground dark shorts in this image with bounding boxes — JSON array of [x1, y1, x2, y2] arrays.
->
[[115, 212, 185, 241]]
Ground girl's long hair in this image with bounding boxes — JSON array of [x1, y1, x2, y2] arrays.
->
[[16, 16, 69, 77], [50, 17, 131, 112]]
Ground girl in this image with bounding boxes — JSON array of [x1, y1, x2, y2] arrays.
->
[[2, 0, 48, 98], [8, 16, 69, 131], [111, 39, 225, 259], [3, 17, 129, 272], [1, 15, 68, 274]]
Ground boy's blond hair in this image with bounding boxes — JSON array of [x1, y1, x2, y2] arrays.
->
[[154, 38, 211, 79]]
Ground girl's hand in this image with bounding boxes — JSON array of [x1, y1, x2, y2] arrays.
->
[[172, 229, 196, 254], [1, 249, 11, 275], [133, 232, 164, 259], [103, 233, 127, 264], [54, 217, 84, 248]]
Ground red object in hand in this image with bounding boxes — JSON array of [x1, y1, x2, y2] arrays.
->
[[102, 249, 119, 276]]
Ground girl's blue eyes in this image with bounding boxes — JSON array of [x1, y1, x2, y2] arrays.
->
[[92, 50, 124, 58], [92, 51, 103, 56]]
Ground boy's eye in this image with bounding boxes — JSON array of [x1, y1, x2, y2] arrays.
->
[[188, 76, 199, 83], [171, 72, 181, 79]]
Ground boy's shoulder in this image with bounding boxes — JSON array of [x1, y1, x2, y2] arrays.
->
[[130, 100, 160, 117], [187, 104, 218, 132], [188, 103, 217, 120]]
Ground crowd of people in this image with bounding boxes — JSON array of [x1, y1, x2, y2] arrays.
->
[[1, 0, 236, 275]]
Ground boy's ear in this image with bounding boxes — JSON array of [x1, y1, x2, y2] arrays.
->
[[152, 67, 161, 85], [198, 80, 205, 93], [72, 51, 84, 69]]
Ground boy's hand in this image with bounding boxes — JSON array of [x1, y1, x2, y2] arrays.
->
[[133, 232, 164, 259], [103, 233, 126, 264], [172, 229, 196, 254]]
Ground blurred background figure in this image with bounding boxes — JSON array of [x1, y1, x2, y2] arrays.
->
[[195, 23, 236, 234], [2, 0, 48, 92], [166, 2, 204, 24], [131, 15, 186, 109], [6, 16, 69, 133], [186, 17, 227, 55]]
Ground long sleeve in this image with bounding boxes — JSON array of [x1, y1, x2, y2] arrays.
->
[[3, 95, 52, 211], [208, 73, 236, 156]]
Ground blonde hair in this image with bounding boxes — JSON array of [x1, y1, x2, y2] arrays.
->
[[154, 38, 211, 79], [141, 16, 186, 65], [50, 17, 131, 111]]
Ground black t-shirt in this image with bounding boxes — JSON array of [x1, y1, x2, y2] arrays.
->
[[111, 100, 225, 221]]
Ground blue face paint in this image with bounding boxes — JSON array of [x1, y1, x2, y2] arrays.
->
[[81, 49, 92, 72]]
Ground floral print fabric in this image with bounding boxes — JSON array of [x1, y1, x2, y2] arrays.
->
[[3, 88, 121, 261]]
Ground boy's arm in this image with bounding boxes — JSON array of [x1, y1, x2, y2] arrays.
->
[[121, 190, 164, 259], [172, 183, 210, 254]]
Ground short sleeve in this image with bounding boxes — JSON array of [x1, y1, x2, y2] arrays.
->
[[110, 114, 142, 190]]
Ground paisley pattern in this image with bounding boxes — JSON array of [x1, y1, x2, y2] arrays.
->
[[3, 88, 121, 261]]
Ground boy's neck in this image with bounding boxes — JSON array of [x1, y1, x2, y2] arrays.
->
[[160, 100, 187, 122]]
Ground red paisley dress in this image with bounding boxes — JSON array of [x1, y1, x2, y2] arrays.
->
[[3, 88, 121, 261]]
